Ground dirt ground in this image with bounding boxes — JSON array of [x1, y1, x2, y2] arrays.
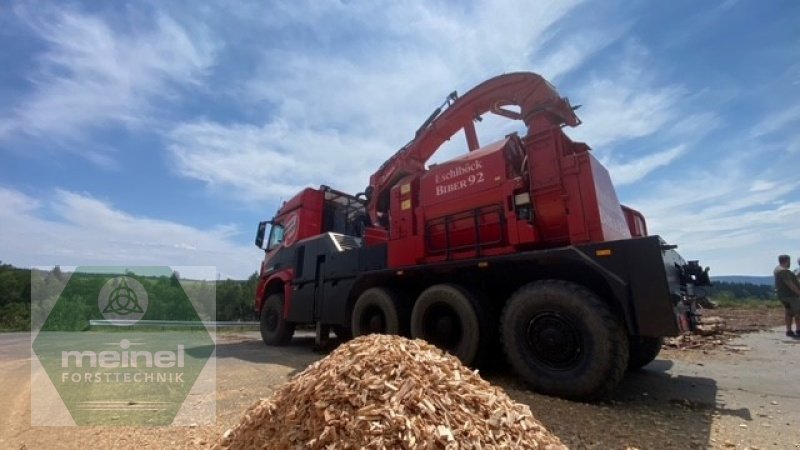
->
[[1, 307, 798, 450], [713, 307, 786, 332]]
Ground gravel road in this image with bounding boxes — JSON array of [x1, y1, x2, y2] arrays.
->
[[1, 328, 798, 449]]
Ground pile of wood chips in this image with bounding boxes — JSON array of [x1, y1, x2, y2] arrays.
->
[[694, 315, 726, 336], [215, 334, 566, 450], [663, 315, 736, 350], [662, 332, 733, 350]]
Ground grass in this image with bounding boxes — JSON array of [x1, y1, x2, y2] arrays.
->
[[712, 297, 782, 309], [32, 330, 215, 426]]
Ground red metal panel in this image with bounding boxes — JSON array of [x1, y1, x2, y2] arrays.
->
[[588, 155, 632, 242], [388, 175, 421, 267], [390, 175, 418, 240], [424, 205, 505, 254], [526, 129, 569, 244], [273, 188, 324, 243], [524, 128, 631, 246], [364, 227, 388, 245], [419, 138, 510, 207], [622, 205, 648, 237]]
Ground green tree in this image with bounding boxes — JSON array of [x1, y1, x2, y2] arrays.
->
[[0, 271, 21, 307]]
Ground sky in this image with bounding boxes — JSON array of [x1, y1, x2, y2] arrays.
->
[[0, 0, 798, 279]]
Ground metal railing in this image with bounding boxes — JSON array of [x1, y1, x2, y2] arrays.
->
[[425, 204, 506, 259], [89, 319, 258, 328]]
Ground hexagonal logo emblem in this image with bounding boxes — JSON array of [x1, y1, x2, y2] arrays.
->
[[31, 266, 216, 426]]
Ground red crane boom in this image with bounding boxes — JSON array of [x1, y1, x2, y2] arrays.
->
[[365, 72, 581, 226]]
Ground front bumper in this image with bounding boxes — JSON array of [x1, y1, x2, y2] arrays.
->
[[672, 259, 712, 332]]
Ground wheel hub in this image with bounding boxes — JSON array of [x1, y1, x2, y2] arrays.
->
[[435, 316, 455, 338], [265, 309, 278, 331], [526, 312, 581, 370], [368, 313, 386, 332], [423, 304, 462, 350], [361, 305, 386, 333]]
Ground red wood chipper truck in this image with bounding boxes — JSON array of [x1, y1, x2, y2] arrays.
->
[[253, 72, 710, 400]]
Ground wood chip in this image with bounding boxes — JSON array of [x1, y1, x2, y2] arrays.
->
[[214, 334, 567, 450]]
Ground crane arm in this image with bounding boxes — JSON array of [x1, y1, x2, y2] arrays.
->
[[365, 72, 581, 226]]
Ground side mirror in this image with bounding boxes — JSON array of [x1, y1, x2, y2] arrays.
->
[[255, 221, 269, 249]]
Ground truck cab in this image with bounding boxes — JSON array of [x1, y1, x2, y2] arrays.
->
[[254, 186, 369, 323]]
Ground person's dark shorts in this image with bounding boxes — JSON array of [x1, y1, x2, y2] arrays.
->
[[780, 297, 800, 316]]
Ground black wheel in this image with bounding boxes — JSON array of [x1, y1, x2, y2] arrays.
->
[[627, 336, 663, 371], [500, 280, 629, 400], [260, 294, 295, 346], [351, 287, 408, 336], [410, 284, 492, 366]]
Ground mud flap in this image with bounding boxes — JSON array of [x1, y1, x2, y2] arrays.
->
[[675, 260, 712, 332], [676, 296, 699, 332]]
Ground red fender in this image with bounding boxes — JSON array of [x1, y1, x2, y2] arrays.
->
[[255, 269, 294, 319]]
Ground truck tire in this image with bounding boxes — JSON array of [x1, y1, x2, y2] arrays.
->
[[410, 284, 491, 366], [351, 287, 408, 336], [627, 336, 663, 371], [260, 293, 295, 346], [500, 280, 629, 400]]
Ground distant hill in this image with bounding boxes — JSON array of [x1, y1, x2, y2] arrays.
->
[[712, 275, 774, 286]]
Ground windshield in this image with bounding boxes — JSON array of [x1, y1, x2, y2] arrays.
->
[[267, 223, 285, 250]]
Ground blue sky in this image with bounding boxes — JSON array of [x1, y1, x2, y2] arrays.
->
[[0, 0, 798, 278]]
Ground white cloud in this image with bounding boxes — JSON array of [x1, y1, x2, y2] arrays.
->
[[534, 23, 630, 82], [749, 104, 800, 139], [0, 7, 216, 143], [603, 145, 687, 186], [6, 0, 790, 280], [749, 180, 776, 192], [668, 111, 723, 140], [625, 154, 800, 275], [0, 187, 257, 279], [565, 44, 687, 148], [167, 0, 607, 204], [167, 120, 383, 200]]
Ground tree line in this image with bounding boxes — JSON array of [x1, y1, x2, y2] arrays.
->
[[709, 281, 775, 300], [0, 263, 31, 331], [0, 262, 779, 331], [0, 263, 258, 331]]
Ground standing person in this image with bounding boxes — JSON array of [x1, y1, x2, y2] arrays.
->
[[774, 255, 800, 337], [795, 257, 800, 277]]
